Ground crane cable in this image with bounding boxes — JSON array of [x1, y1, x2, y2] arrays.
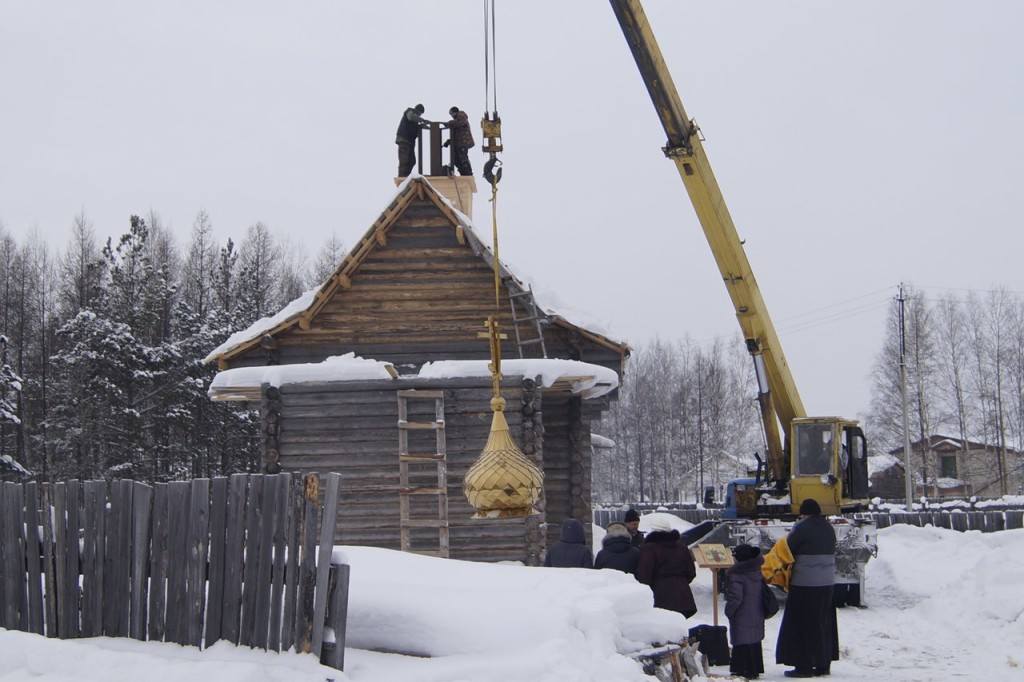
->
[[483, 0, 497, 115], [481, 0, 503, 186]]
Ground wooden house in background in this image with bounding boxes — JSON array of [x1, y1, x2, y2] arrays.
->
[[204, 174, 630, 564], [873, 435, 1023, 499]]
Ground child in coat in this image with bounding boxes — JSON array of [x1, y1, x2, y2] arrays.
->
[[724, 543, 766, 680]]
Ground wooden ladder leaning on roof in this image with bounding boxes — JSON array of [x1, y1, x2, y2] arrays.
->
[[396, 390, 449, 558], [506, 281, 548, 359]]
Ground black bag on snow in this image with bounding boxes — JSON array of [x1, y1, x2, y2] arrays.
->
[[688, 624, 730, 666], [762, 581, 780, 619]]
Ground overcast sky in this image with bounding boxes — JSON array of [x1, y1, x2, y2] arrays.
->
[[2, 1, 1023, 423]]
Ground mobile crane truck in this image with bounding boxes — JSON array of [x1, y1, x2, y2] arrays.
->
[[609, 0, 877, 596]]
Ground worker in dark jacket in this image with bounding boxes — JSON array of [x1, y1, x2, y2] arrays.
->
[[636, 516, 697, 617], [444, 106, 475, 176], [725, 544, 766, 680], [396, 103, 429, 177], [624, 508, 645, 548], [776, 499, 839, 678], [544, 518, 593, 568], [594, 522, 641, 575]]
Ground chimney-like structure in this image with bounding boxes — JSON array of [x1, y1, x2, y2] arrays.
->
[[395, 122, 477, 219]]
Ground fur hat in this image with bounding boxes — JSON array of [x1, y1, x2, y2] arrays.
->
[[605, 522, 629, 537], [799, 499, 822, 516], [648, 516, 672, 532], [732, 543, 760, 562], [624, 509, 640, 523]]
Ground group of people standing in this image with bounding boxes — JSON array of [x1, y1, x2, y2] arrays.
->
[[543, 500, 840, 680], [544, 509, 698, 619]]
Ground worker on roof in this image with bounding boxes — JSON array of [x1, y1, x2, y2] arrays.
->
[[444, 106, 475, 176], [396, 103, 430, 177]]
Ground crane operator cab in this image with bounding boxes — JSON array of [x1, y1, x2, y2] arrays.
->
[[790, 418, 870, 516]]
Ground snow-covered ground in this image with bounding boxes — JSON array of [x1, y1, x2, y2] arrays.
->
[[1, 512, 1021, 681]]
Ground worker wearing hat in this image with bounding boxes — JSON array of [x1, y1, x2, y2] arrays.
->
[[623, 508, 644, 548]]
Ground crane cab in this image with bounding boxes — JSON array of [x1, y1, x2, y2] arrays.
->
[[789, 418, 870, 515]]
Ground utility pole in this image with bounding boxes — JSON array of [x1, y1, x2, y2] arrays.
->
[[898, 283, 914, 510]]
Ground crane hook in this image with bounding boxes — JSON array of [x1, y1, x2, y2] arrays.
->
[[483, 157, 503, 186]]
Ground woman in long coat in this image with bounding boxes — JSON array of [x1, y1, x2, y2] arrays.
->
[[635, 517, 697, 617], [775, 499, 839, 678], [725, 544, 766, 680]]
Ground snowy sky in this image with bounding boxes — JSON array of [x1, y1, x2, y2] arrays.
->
[[2, 1, 1024, 422], [1, 514, 1021, 681]]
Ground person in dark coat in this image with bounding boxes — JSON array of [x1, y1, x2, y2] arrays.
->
[[776, 499, 839, 678], [444, 106, 475, 176], [624, 508, 645, 548], [544, 518, 594, 568], [594, 522, 640, 575], [395, 103, 429, 177], [636, 517, 697, 618], [725, 543, 766, 680]]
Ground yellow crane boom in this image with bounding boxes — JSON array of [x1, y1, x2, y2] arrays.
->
[[609, 0, 804, 483]]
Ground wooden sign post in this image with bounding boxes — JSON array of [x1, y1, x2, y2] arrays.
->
[[691, 544, 734, 626]]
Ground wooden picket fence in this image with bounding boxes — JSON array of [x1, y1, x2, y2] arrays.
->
[[0, 472, 349, 671]]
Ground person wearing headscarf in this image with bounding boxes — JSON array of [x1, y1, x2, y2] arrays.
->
[[635, 516, 697, 618], [594, 522, 641, 576], [726, 543, 766, 680], [543, 518, 594, 568], [776, 499, 839, 678]]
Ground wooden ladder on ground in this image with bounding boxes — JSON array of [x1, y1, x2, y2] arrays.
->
[[507, 282, 548, 358], [396, 389, 449, 558]]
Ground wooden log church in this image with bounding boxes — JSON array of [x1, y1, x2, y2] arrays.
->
[[204, 173, 630, 564]]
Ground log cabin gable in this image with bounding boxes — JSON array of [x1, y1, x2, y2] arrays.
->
[[205, 176, 629, 378]]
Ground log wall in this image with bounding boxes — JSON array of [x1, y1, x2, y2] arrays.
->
[[265, 376, 566, 564]]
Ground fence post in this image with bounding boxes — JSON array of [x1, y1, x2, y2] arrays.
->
[[311, 473, 342, 658], [323, 561, 350, 671]]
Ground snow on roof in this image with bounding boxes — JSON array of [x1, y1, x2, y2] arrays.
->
[[591, 433, 616, 448], [208, 353, 397, 400], [203, 288, 318, 364], [208, 355, 618, 401], [417, 358, 619, 399]]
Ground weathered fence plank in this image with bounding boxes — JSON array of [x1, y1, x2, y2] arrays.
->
[[82, 480, 105, 637], [240, 474, 264, 648], [65, 480, 81, 637], [165, 481, 189, 644], [281, 473, 303, 652], [205, 476, 229, 648], [23, 482, 44, 635], [221, 474, 247, 644], [185, 478, 210, 648], [295, 473, 319, 653], [312, 472, 342, 657], [130, 482, 153, 641], [269, 473, 290, 652], [113, 480, 133, 637], [52, 482, 71, 638], [253, 474, 277, 649], [323, 561, 350, 671], [148, 482, 169, 642], [40, 483, 57, 637], [1, 482, 25, 630]]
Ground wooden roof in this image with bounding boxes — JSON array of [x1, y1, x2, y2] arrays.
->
[[205, 176, 630, 369]]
